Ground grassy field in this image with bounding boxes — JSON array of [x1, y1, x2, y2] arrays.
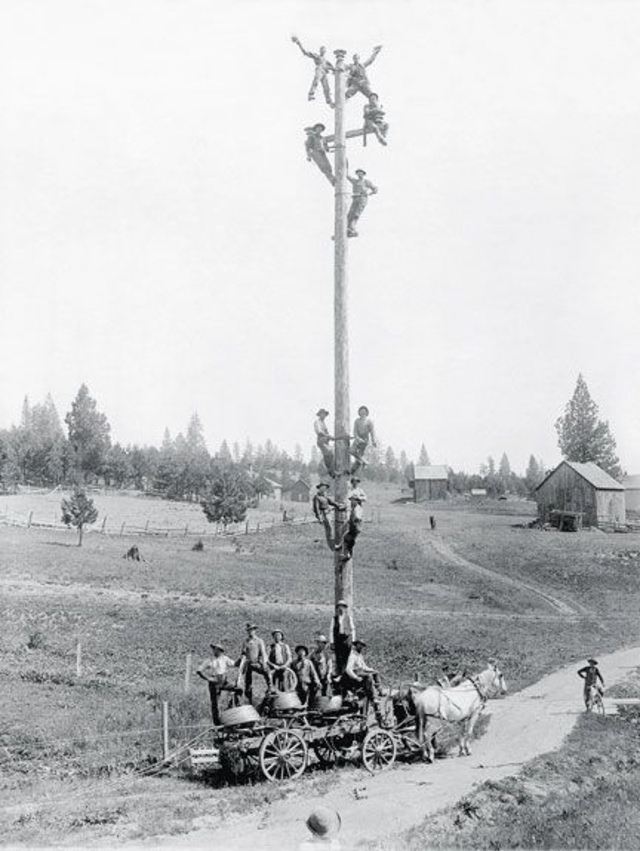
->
[[2, 486, 640, 845]]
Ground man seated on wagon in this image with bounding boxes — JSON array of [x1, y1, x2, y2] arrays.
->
[[342, 639, 383, 723]]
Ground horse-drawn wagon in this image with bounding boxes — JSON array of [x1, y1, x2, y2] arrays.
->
[[189, 689, 397, 782]]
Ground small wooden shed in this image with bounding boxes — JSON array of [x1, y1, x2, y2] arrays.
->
[[413, 465, 449, 502], [534, 460, 625, 529], [284, 478, 311, 503]]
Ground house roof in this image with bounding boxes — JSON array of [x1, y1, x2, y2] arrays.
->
[[414, 465, 449, 481], [623, 475, 640, 490], [283, 478, 310, 491], [535, 460, 624, 492], [470, 488, 487, 496]]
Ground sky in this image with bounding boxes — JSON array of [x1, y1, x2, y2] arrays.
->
[[1, 0, 639, 475]]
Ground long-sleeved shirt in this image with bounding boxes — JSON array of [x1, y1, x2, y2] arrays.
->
[[293, 657, 320, 687], [330, 611, 356, 642], [578, 665, 604, 688], [197, 654, 235, 682], [268, 642, 292, 668], [310, 648, 333, 681], [345, 649, 374, 680], [241, 636, 267, 665], [314, 416, 332, 445]]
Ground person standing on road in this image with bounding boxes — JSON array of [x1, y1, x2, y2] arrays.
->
[[196, 643, 238, 726], [577, 658, 604, 709]]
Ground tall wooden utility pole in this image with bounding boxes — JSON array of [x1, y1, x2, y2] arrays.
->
[[332, 49, 352, 608]]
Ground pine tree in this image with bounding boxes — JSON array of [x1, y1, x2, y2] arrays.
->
[[61, 487, 98, 546], [65, 385, 111, 482], [524, 455, 541, 492], [555, 374, 622, 479], [418, 444, 430, 466]]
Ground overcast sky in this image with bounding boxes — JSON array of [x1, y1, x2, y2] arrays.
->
[[1, 0, 639, 474]]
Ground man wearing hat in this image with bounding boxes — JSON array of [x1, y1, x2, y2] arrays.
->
[[363, 92, 389, 146], [336, 477, 367, 562], [310, 634, 334, 696], [345, 45, 383, 100], [577, 658, 605, 710], [293, 644, 321, 706], [239, 623, 272, 704], [330, 599, 356, 676], [346, 169, 378, 238], [196, 642, 237, 726], [304, 125, 335, 186], [267, 629, 293, 691], [344, 639, 382, 721], [350, 405, 376, 474], [313, 483, 345, 549], [314, 408, 336, 477], [291, 36, 335, 107]]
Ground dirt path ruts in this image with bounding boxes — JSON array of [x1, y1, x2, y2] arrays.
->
[[0, 576, 577, 623], [123, 645, 640, 851], [423, 533, 582, 616]]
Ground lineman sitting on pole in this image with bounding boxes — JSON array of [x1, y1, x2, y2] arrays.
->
[[313, 482, 345, 549], [314, 408, 336, 477], [291, 36, 335, 107], [336, 477, 367, 562], [363, 93, 389, 146], [350, 405, 377, 473], [347, 169, 378, 238]]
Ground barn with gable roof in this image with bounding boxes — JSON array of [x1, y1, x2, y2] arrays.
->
[[534, 460, 625, 529]]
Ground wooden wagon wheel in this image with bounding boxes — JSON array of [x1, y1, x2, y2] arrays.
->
[[362, 729, 397, 773], [312, 737, 339, 766], [258, 729, 308, 782]]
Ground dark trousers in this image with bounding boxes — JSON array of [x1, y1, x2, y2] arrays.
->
[[333, 633, 352, 676], [342, 519, 362, 559], [207, 679, 238, 725], [296, 681, 317, 707], [272, 668, 288, 691], [244, 662, 272, 702], [342, 671, 380, 702]]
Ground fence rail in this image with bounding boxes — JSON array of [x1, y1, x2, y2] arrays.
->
[[0, 510, 322, 539]]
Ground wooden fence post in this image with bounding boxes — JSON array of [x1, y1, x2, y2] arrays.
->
[[145, 519, 149, 533], [184, 524, 189, 537], [257, 522, 260, 533], [101, 516, 107, 534], [184, 653, 192, 694], [120, 522, 125, 536], [27, 511, 33, 529], [245, 520, 249, 535], [76, 640, 82, 677], [162, 701, 170, 761]]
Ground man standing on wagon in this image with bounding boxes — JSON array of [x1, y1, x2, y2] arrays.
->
[[239, 623, 272, 704], [330, 599, 355, 677], [196, 642, 237, 726]]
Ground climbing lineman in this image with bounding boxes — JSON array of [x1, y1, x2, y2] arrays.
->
[[347, 169, 378, 238]]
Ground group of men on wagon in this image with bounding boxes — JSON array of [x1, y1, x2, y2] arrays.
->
[[197, 601, 382, 726]]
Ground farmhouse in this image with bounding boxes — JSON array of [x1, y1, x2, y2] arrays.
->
[[623, 475, 640, 514], [283, 478, 311, 503], [412, 465, 449, 502], [534, 460, 625, 529]]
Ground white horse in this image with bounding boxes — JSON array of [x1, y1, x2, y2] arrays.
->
[[411, 663, 507, 761]]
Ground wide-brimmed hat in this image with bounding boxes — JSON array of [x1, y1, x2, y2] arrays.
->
[[355, 169, 366, 176], [588, 658, 598, 665], [316, 482, 330, 490], [316, 634, 329, 643], [316, 407, 329, 416], [336, 599, 349, 608], [306, 806, 342, 839], [246, 623, 258, 631], [210, 642, 225, 652], [350, 476, 361, 484], [272, 629, 284, 638], [353, 639, 367, 649], [357, 405, 369, 415], [312, 123, 326, 133], [295, 644, 309, 654]]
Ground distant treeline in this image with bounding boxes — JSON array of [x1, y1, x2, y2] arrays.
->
[[0, 385, 545, 499]]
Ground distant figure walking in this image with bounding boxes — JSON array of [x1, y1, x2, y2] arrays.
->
[[429, 515, 436, 530]]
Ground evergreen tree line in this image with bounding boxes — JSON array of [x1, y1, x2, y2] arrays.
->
[[0, 374, 622, 499]]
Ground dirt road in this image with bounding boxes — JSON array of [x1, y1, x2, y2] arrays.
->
[[119, 644, 638, 851]]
